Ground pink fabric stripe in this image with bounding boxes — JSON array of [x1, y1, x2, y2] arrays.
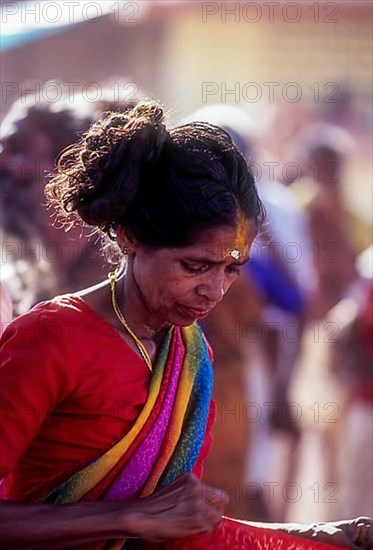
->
[[102, 329, 185, 501]]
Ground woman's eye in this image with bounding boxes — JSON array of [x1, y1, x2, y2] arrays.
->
[[182, 262, 209, 274]]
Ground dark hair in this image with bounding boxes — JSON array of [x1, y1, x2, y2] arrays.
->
[[46, 101, 264, 252]]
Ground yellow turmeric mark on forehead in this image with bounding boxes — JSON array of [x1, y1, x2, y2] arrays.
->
[[223, 217, 251, 261]]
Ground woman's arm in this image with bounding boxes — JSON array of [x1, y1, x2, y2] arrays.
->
[[0, 500, 136, 549], [0, 474, 228, 549]]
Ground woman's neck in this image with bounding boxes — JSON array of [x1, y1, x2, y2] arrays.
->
[[78, 273, 169, 366], [114, 268, 170, 342]]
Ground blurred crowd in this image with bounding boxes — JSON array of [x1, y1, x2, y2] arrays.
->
[[1, 82, 372, 524]]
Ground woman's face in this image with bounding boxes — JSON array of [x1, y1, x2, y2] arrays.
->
[[128, 222, 255, 328]]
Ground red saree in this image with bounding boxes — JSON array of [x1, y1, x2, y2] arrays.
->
[[0, 297, 343, 549]]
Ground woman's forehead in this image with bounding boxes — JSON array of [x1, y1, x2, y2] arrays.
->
[[177, 223, 254, 261]]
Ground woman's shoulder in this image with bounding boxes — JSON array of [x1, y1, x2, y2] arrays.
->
[[35, 293, 95, 319], [8, 294, 93, 325], [1, 294, 109, 347]]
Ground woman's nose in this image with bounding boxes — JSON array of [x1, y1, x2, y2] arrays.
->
[[196, 274, 226, 303]]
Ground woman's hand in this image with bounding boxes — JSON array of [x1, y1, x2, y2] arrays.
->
[[123, 473, 229, 542]]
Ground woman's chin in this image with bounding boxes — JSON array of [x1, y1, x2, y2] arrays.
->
[[176, 318, 198, 327], [174, 303, 211, 323]]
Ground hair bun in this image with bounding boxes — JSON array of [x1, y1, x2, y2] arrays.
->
[[47, 101, 169, 230], [123, 101, 169, 167]]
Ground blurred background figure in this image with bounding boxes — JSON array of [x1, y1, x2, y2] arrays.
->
[[0, 83, 143, 315], [329, 267, 373, 520], [291, 123, 370, 318], [285, 125, 373, 522], [0, 95, 98, 313], [293, 247, 373, 523]]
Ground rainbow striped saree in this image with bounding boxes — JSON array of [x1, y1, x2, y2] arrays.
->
[[43, 322, 341, 550], [43, 323, 212, 546]]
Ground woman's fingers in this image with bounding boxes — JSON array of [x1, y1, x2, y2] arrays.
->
[[203, 483, 229, 513], [130, 474, 228, 541]]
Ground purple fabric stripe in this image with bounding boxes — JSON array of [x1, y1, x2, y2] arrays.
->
[[102, 329, 185, 501]]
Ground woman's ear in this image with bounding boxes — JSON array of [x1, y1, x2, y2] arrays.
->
[[117, 226, 138, 256]]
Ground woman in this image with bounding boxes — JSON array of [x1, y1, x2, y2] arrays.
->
[[0, 102, 371, 549]]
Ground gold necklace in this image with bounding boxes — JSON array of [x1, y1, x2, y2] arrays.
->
[[109, 269, 153, 373]]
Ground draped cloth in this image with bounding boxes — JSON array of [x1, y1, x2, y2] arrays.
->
[[42, 322, 340, 550]]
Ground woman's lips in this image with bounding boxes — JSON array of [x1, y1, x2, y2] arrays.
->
[[178, 304, 212, 319]]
